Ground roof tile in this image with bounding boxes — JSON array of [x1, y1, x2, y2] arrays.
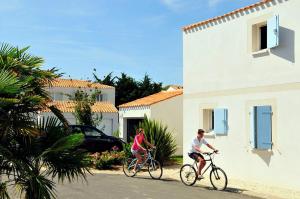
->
[[43, 101, 118, 113], [51, 78, 114, 89], [119, 89, 183, 108]]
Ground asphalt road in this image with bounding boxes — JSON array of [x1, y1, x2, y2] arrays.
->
[[56, 173, 263, 199]]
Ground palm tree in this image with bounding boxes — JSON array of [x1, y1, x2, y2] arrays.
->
[[0, 43, 90, 199]]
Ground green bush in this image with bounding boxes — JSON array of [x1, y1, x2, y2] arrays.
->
[[122, 141, 133, 158], [95, 155, 114, 170], [91, 151, 125, 170], [139, 117, 177, 164]]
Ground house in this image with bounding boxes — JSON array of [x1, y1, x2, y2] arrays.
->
[[39, 78, 118, 136], [183, 0, 299, 191], [119, 89, 183, 155], [166, 85, 183, 92]]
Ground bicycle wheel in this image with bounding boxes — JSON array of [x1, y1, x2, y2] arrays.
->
[[209, 167, 228, 190], [148, 160, 163, 179], [180, 164, 197, 186], [123, 158, 137, 177]]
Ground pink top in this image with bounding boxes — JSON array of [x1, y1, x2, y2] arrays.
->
[[131, 133, 144, 150]]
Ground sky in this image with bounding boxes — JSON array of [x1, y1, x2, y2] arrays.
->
[[0, 0, 259, 86]]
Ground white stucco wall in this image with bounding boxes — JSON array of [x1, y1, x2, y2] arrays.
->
[[183, 0, 300, 191], [151, 95, 183, 155], [40, 112, 118, 136], [47, 87, 115, 104], [184, 0, 299, 95], [119, 106, 151, 141]]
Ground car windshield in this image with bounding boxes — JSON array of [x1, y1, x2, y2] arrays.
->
[[84, 127, 104, 137]]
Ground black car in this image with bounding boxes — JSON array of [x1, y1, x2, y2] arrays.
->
[[69, 125, 124, 152]]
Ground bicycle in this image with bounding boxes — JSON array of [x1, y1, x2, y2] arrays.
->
[[123, 148, 163, 179], [180, 151, 228, 190]]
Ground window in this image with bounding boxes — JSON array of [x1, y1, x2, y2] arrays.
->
[[260, 25, 267, 50], [51, 92, 64, 101], [250, 106, 272, 150], [203, 109, 214, 132], [96, 94, 108, 102], [251, 15, 279, 52], [203, 108, 228, 135], [83, 127, 104, 137]]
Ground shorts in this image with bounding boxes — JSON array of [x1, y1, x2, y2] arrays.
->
[[131, 148, 141, 155], [188, 152, 204, 161]]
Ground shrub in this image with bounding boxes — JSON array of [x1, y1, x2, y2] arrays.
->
[[95, 152, 114, 170], [91, 151, 125, 170], [122, 141, 133, 158], [139, 117, 177, 164]]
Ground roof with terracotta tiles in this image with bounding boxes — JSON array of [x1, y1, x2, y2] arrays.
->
[[119, 89, 183, 108], [43, 101, 118, 113], [51, 78, 114, 89], [182, 0, 272, 31]]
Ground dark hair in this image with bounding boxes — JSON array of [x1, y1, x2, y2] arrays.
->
[[197, 129, 205, 134]]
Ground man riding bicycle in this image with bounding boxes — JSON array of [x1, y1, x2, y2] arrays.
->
[[189, 129, 218, 179]]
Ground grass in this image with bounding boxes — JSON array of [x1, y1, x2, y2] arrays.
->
[[169, 155, 183, 165]]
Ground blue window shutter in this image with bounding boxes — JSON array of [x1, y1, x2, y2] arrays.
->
[[214, 108, 228, 135], [267, 15, 279, 48], [256, 106, 272, 150], [249, 107, 256, 148]]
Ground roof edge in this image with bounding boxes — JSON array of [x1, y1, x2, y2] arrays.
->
[[182, 0, 273, 32], [118, 91, 183, 108]]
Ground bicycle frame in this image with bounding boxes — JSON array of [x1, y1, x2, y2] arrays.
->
[[128, 150, 154, 170], [192, 154, 218, 175]]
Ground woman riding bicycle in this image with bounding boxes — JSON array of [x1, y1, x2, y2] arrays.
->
[[131, 128, 155, 173]]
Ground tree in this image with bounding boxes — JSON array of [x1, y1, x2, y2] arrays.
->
[[137, 74, 162, 98], [115, 73, 139, 106], [0, 43, 90, 199], [93, 69, 116, 86], [68, 89, 102, 126], [93, 72, 163, 106]]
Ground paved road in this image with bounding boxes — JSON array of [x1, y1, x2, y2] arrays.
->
[[56, 173, 263, 199]]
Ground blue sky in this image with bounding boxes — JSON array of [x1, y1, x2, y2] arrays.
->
[[0, 0, 259, 85]]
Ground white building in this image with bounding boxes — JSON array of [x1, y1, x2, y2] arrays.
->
[[40, 78, 118, 136], [183, 0, 300, 191], [119, 90, 183, 155]]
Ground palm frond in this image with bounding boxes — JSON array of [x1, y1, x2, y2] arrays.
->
[[0, 69, 21, 95], [0, 182, 10, 199], [48, 106, 69, 129]]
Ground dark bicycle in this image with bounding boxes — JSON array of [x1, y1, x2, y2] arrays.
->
[[180, 151, 228, 190], [123, 148, 163, 179]]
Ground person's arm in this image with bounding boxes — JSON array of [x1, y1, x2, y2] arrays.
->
[[144, 138, 155, 148], [206, 144, 218, 153], [193, 145, 205, 153]]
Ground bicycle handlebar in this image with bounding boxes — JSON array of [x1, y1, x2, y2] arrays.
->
[[203, 151, 218, 156]]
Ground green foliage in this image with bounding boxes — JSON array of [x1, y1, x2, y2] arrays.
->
[[0, 43, 90, 199], [0, 182, 10, 199], [68, 89, 102, 126], [93, 72, 162, 106], [122, 141, 134, 158], [169, 155, 183, 165], [112, 129, 120, 138], [139, 117, 177, 164], [91, 151, 125, 170]]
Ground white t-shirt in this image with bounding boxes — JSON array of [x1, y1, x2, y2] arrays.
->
[[190, 138, 208, 153]]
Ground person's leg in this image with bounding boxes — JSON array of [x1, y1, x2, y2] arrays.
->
[[142, 149, 147, 161], [134, 152, 142, 172], [198, 156, 206, 176]]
